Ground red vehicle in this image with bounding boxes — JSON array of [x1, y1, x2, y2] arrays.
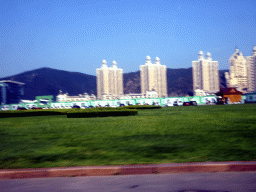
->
[[17, 107, 27, 110], [183, 102, 190, 106], [183, 101, 197, 106]]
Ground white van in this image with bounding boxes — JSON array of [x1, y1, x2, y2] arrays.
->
[[1, 105, 9, 111]]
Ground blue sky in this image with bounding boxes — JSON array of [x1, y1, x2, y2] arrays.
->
[[1, 0, 256, 78]]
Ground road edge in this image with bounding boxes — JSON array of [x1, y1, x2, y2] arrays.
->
[[1, 161, 256, 179]]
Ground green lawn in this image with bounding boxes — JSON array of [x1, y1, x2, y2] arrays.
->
[[0, 104, 256, 169]]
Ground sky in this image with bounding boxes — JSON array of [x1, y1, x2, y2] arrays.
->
[[1, 0, 256, 78]]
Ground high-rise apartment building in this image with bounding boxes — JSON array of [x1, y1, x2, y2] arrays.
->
[[246, 46, 256, 93], [140, 56, 167, 97], [192, 51, 219, 95], [225, 48, 248, 92], [96, 60, 123, 100]]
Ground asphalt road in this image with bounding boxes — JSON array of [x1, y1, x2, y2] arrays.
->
[[1, 172, 255, 192]]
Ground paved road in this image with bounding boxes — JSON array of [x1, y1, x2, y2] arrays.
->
[[1, 172, 255, 192]]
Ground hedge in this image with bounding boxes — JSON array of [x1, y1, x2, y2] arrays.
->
[[121, 105, 162, 110], [66, 109, 138, 118], [0, 106, 157, 118], [0, 110, 66, 118]]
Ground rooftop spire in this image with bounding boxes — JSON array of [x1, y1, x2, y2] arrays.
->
[[206, 52, 212, 60], [112, 60, 118, 68], [235, 47, 239, 53], [198, 51, 204, 60], [145, 55, 152, 65], [155, 57, 161, 64], [253, 45, 256, 52], [253, 45, 256, 56], [101, 59, 108, 68]]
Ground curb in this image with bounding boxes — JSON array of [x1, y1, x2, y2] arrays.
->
[[0, 162, 256, 179]]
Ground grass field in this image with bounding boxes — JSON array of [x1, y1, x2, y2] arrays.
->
[[0, 104, 256, 169]]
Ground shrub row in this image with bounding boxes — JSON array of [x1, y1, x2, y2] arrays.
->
[[0, 106, 157, 118], [121, 105, 162, 110], [66, 109, 138, 118], [0, 110, 65, 118], [83, 107, 127, 111]]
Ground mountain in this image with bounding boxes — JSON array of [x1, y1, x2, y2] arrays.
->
[[123, 71, 141, 94], [219, 69, 228, 88], [0, 67, 228, 100], [0, 67, 97, 100], [167, 68, 193, 96]]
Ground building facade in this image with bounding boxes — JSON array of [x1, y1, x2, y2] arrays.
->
[[120, 91, 158, 99], [246, 46, 256, 93], [192, 51, 219, 95], [225, 48, 248, 92], [56, 91, 96, 102], [225, 46, 256, 93], [0, 80, 25, 106], [140, 56, 167, 97], [96, 60, 123, 100]]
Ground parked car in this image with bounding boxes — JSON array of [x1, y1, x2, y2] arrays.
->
[[216, 100, 224, 105], [173, 101, 178, 106], [189, 101, 197, 106], [153, 102, 160, 106], [88, 105, 94, 108], [120, 104, 125, 107], [1, 107, 9, 111], [165, 103, 173, 107], [183, 102, 190, 106], [17, 107, 27, 110], [178, 101, 183, 106], [31, 107, 42, 109], [183, 101, 198, 106], [72, 105, 81, 109]]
